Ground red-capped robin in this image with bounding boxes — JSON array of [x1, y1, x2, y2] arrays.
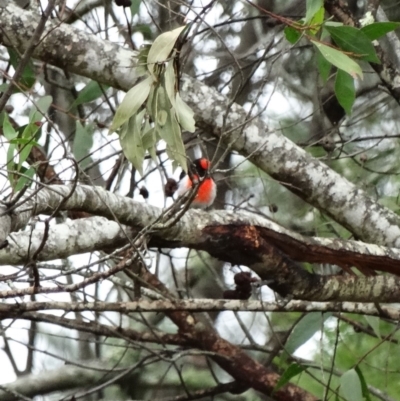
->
[[176, 158, 216, 208]]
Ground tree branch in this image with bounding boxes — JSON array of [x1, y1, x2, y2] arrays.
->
[[1, 2, 400, 247]]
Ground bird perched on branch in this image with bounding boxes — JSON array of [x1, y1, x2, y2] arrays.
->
[[165, 158, 216, 208]]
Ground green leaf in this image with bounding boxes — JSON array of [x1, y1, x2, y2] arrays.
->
[[316, 50, 332, 83], [325, 25, 380, 63], [109, 75, 153, 134], [70, 81, 108, 109], [354, 366, 372, 401], [7, 48, 36, 89], [284, 26, 301, 44], [312, 41, 363, 79], [164, 60, 176, 109], [2, 113, 17, 140], [147, 26, 186, 75], [14, 166, 35, 192], [361, 22, 400, 41], [7, 143, 16, 188], [285, 313, 331, 355], [175, 93, 195, 132], [334, 69, 355, 115], [340, 369, 363, 401], [120, 109, 146, 174], [305, 0, 323, 24], [73, 122, 94, 169], [130, 0, 141, 16], [29, 95, 53, 123], [157, 109, 187, 172], [364, 315, 381, 339], [274, 363, 306, 392]]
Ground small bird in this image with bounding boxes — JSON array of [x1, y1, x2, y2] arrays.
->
[[176, 158, 217, 208]]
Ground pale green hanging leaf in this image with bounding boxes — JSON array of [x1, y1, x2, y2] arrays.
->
[[73, 122, 94, 169], [142, 127, 157, 161], [120, 109, 146, 174], [340, 369, 363, 401], [109, 75, 153, 134], [164, 59, 176, 109], [147, 26, 186, 75], [312, 41, 363, 79], [136, 45, 151, 77], [29, 95, 53, 123], [175, 93, 195, 132]]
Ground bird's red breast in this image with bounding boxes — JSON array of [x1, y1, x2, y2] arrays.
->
[[176, 158, 216, 208]]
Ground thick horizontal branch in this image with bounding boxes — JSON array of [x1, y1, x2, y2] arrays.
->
[[1, 2, 400, 247], [2, 185, 400, 301], [1, 299, 399, 319]]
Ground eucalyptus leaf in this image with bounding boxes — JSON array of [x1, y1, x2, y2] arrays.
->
[[147, 26, 186, 75], [14, 166, 35, 192], [361, 22, 400, 41], [340, 369, 363, 401], [334, 69, 355, 115], [29, 95, 53, 123], [285, 313, 331, 355], [274, 363, 306, 392], [305, 0, 323, 24], [120, 109, 146, 174], [175, 93, 195, 132], [164, 60, 176, 109], [284, 26, 301, 44], [73, 122, 94, 169], [109, 75, 153, 134], [325, 25, 380, 63], [70, 81, 108, 109], [2, 113, 17, 140], [312, 41, 363, 79]]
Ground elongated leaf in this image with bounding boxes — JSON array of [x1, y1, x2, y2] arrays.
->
[[120, 109, 146, 174], [305, 0, 323, 24], [325, 25, 380, 63], [29, 95, 53, 123], [335, 69, 355, 115], [2, 114, 17, 140], [14, 166, 35, 192], [364, 315, 381, 339], [316, 50, 331, 82], [130, 0, 141, 16], [340, 369, 363, 401], [147, 26, 186, 75], [109, 75, 153, 134], [355, 366, 372, 401], [73, 122, 94, 169], [7, 48, 36, 89], [312, 41, 363, 79], [274, 363, 306, 392], [361, 22, 400, 41], [7, 143, 16, 188], [164, 60, 176, 109], [70, 81, 108, 109], [175, 93, 195, 132], [285, 313, 331, 355]]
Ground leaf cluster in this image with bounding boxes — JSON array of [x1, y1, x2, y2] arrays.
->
[[109, 26, 196, 174]]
